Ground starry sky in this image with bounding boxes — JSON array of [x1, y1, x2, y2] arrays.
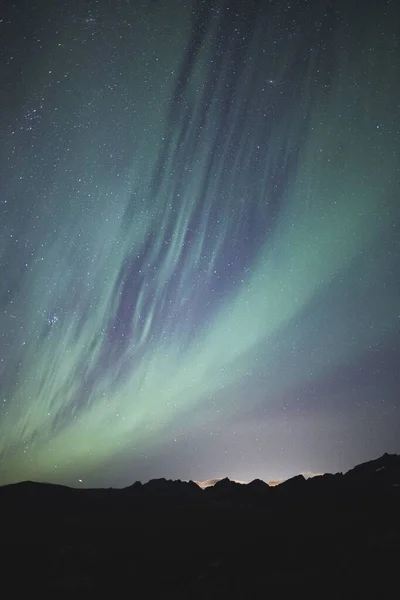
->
[[0, 0, 399, 488]]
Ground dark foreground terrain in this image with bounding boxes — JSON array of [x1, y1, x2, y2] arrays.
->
[[1, 453, 399, 598]]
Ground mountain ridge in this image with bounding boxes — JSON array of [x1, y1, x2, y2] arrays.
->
[[1, 452, 399, 496], [1, 452, 399, 597]]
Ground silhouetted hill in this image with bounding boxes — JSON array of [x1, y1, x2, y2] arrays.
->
[[345, 452, 400, 485], [274, 472, 307, 492], [1, 479, 74, 495], [0, 454, 399, 598], [247, 478, 270, 493], [127, 477, 202, 499], [205, 476, 244, 495]]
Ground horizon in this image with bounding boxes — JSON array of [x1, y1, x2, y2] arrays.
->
[[3, 451, 397, 490], [1, 0, 399, 488]]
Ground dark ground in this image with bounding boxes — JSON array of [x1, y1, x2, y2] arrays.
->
[[1, 453, 399, 598]]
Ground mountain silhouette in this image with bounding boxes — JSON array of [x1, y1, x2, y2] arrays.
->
[[345, 452, 400, 483], [0, 454, 399, 597]]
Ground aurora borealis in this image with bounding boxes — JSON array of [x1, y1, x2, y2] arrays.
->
[[1, 0, 399, 487]]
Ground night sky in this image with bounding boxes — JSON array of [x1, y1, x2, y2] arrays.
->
[[1, 0, 399, 488]]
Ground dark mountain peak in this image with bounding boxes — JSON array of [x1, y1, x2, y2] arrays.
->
[[305, 472, 344, 494], [247, 478, 270, 491], [213, 477, 243, 489], [278, 473, 306, 488], [146, 477, 169, 487], [203, 477, 245, 497], [345, 453, 400, 482], [1, 480, 71, 493], [343, 453, 400, 491], [126, 480, 143, 491], [142, 477, 201, 497], [280, 474, 306, 485]]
